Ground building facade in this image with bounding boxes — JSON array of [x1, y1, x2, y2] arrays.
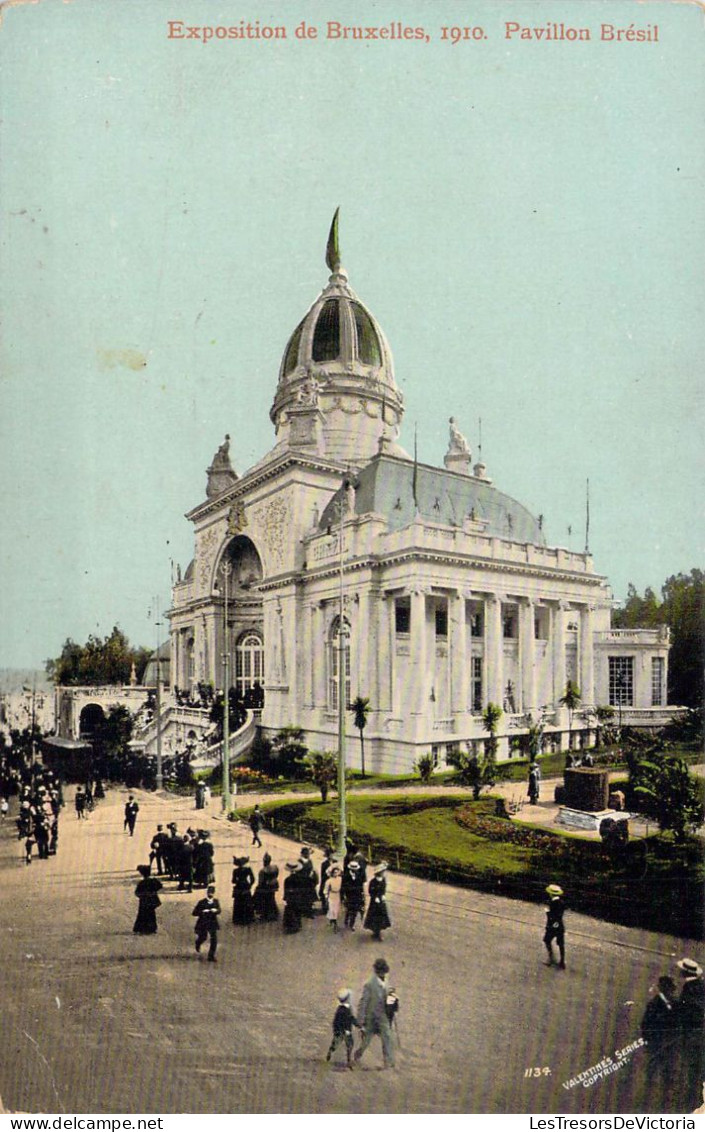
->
[[167, 222, 672, 771]]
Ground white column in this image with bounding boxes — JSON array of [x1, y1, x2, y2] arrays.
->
[[551, 603, 567, 711], [410, 589, 429, 737], [451, 592, 468, 718], [379, 594, 393, 713], [486, 594, 504, 707], [519, 598, 536, 713], [312, 603, 327, 708], [579, 604, 595, 707], [355, 589, 370, 699]]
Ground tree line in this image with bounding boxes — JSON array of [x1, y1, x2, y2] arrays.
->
[[613, 569, 703, 707], [45, 626, 152, 687]]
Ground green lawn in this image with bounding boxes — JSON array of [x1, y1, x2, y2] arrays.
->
[[245, 792, 703, 939]]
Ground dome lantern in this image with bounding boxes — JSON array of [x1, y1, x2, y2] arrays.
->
[[270, 212, 406, 464]]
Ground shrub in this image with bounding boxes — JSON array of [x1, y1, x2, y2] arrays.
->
[[414, 753, 435, 783]]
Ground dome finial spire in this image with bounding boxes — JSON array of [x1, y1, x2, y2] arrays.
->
[[325, 207, 341, 274]]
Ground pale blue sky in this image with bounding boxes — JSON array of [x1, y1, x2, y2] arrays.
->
[[1, 0, 703, 668]]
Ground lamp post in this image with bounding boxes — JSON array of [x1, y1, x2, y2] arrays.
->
[[336, 484, 349, 858], [221, 558, 233, 814], [155, 601, 163, 791]]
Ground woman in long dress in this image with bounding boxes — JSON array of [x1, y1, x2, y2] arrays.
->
[[323, 864, 342, 932], [254, 852, 280, 921], [133, 864, 162, 935], [231, 856, 256, 924], [363, 863, 391, 941], [282, 862, 303, 934]]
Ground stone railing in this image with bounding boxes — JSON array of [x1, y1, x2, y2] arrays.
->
[[595, 628, 670, 646], [202, 710, 258, 766]]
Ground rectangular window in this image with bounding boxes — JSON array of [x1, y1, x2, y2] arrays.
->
[[469, 602, 483, 638], [395, 600, 410, 635], [534, 607, 549, 640], [651, 657, 664, 707], [435, 606, 448, 638], [503, 610, 517, 639], [609, 656, 634, 706], [471, 656, 483, 712], [329, 642, 351, 712]]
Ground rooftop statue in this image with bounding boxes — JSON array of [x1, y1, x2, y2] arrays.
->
[[448, 417, 471, 457]]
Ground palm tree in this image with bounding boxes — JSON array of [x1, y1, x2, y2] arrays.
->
[[350, 695, 370, 778], [559, 680, 582, 752], [304, 751, 338, 803], [482, 702, 503, 765]]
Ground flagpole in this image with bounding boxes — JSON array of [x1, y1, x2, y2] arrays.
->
[[412, 423, 419, 513]]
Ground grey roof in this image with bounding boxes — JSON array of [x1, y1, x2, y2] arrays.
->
[[320, 454, 546, 546]]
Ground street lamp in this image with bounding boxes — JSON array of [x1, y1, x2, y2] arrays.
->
[[155, 603, 163, 791], [336, 481, 350, 858], [220, 558, 233, 814]]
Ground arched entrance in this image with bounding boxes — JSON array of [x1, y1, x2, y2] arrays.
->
[[79, 703, 105, 739], [215, 535, 265, 698]]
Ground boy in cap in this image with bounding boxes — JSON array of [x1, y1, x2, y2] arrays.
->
[[543, 884, 566, 968], [326, 989, 362, 1069]]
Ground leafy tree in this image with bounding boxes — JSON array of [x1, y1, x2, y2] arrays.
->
[[593, 705, 616, 750], [612, 569, 704, 708], [350, 695, 370, 777], [270, 726, 308, 779], [559, 680, 582, 750], [46, 627, 151, 687], [414, 752, 435, 783], [613, 583, 661, 629], [303, 750, 338, 802], [446, 747, 507, 801], [630, 751, 704, 841], [661, 570, 704, 707]]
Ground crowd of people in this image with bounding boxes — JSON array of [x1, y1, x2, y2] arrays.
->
[[3, 775, 702, 1097]]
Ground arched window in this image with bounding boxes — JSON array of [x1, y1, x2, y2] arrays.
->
[[235, 632, 264, 698], [328, 616, 351, 712]]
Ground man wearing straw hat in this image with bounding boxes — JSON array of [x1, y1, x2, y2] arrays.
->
[[543, 883, 566, 969], [676, 957, 704, 1109]]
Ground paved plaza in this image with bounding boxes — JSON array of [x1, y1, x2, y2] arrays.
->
[[0, 786, 701, 1115]]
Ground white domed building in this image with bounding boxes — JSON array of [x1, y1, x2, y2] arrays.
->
[[167, 216, 672, 771]]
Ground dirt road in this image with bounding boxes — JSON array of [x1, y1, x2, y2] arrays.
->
[[0, 787, 700, 1114]]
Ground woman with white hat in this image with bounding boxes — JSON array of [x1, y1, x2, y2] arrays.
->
[[364, 862, 391, 941]]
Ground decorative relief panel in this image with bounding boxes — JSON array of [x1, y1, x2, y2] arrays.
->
[[250, 494, 293, 574], [196, 519, 227, 593]]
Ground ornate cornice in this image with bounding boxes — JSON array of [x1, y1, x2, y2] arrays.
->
[[186, 450, 348, 523]]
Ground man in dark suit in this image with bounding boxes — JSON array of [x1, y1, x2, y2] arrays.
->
[[641, 975, 678, 1107], [192, 885, 221, 962], [124, 796, 139, 836], [676, 957, 705, 1109]]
